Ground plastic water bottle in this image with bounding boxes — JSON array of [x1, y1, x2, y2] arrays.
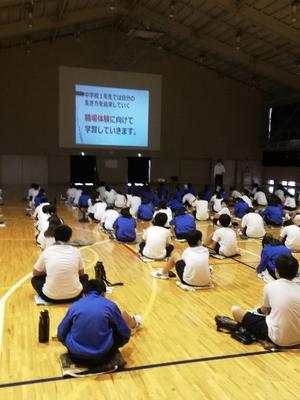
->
[[94, 261, 103, 280], [39, 310, 49, 343]]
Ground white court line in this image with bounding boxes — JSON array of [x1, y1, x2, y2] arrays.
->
[[0, 238, 110, 354], [238, 247, 260, 259]]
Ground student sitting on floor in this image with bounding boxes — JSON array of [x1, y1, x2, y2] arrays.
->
[[129, 192, 142, 217], [34, 188, 47, 208], [192, 193, 209, 221], [212, 200, 231, 225], [280, 220, 300, 252], [256, 234, 292, 279], [93, 198, 107, 222], [153, 201, 173, 227], [210, 191, 223, 213], [152, 230, 213, 287], [259, 198, 284, 227], [40, 216, 63, 249], [58, 279, 141, 368], [137, 198, 154, 221], [241, 190, 253, 208], [232, 255, 300, 347], [182, 191, 196, 208], [230, 187, 242, 204], [114, 191, 127, 209], [31, 225, 89, 303], [234, 197, 249, 219], [113, 208, 136, 243], [101, 206, 119, 231], [253, 188, 268, 207], [208, 214, 239, 257], [240, 207, 266, 239], [78, 189, 91, 222], [170, 208, 196, 240], [284, 192, 297, 212], [139, 213, 174, 260]]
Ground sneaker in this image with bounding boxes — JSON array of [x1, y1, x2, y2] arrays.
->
[[131, 315, 142, 335], [151, 269, 169, 279]]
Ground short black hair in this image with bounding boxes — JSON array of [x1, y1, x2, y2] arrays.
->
[[219, 214, 231, 227], [262, 234, 281, 247], [54, 224, 72, 242], [121, 207, 132, 218], [187, 230, 202, 247], [246, 207, 254, 213], [174, 208, 185, 217], [153, 212, 167, 227], [275, 254, 299, 280], [83, 279, 106, 294]]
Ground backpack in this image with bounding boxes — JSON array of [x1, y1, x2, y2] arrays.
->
[[215, 315, 257, 345]]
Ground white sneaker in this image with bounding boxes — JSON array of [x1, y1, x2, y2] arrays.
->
[[131, 315, 142, 335], [151, 269, 169, 279]]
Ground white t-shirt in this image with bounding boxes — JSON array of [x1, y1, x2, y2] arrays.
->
[[264, 279, 300, 346], [293, 214, 300, 226], [232, 190, 242, 199], [194, 200, 209, 221], [33, 244, 84, 300], [114, 194, 127, 208], [66, 187, 76, 202], [242, 195, 252, 208], [214, 163, 225, 176], [34, 202, 50, 221], [93, 202, 107, 221], [41, 236, 55, 250], [182, 193, 196, 205], [105, 189, 116, 205], [275, 189, 285, 204], [241, 212, 265, 238], [285, 197, 296, 209], [101, 209, 119, 230], [130, 196, 142, 216], [97, 186, 106, 201], [142, 226, 171, 259], [153, 208, 173, 227], [254, 191, 268, 206], [211, 196, 223, 212], [218, 207, 231, 216], [212, 227, 238, 257], [182, 246, 211, 286], [280, 225, 300, 251], [73, 189, 82, 206]]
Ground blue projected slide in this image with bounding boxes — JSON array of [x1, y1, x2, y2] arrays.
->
[[75, 84, 149, 147]]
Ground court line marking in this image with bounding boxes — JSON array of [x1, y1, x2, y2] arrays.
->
[[0, 239, 110, 355], [0, 349, 278, 389], [238, 248, 260, 259]]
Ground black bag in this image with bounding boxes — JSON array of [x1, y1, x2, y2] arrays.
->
[[94, 261, 123, 287], [215, 315, 257, 345]]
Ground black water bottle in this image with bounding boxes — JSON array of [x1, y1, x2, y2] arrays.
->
[[39, 310, 50, 343], [95, 261, 103, 280]]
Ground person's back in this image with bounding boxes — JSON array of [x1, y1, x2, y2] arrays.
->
[[234, 199, 248, 218], [257, 243, 291, 275], [137, 202, 154, 221], [93, 201, 107, 221], [265, 278, 300, 346], [212, 227, 238, 257], [58, 291, 130, 359], [101, 209, 119, 230], [182, 192, 196, 206], [114, 209, 136, 242], [182, 245, 211, 286], [129, 195, 141, 216], [142, 225, 171, 259], [241, 212, 265, 238], [171, 213, 196, 235], [280, 224, 300, 251], [194, 199, 209, 221], [260, 205, 283, 226], [254, 190, 268, 206], [153, 207, 172, 227], [114, 193, 127, 208]]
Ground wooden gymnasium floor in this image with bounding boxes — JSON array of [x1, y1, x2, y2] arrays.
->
[[1, 197, 300, 400]]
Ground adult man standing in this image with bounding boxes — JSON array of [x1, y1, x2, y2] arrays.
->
[[31, 224, 88, 303], [213, 159, 226, 188]]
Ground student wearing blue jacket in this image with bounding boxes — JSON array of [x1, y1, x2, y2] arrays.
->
[[113, 208, 136, 242], [256, 234, 292, 279], [234, 197, 249, 218], [58, 279, 141, 367], [137, 199, 154, 221], [170, 209, 196, 240], [259, 199, 283, 226]]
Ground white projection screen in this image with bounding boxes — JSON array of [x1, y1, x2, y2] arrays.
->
[[59, 66, 161, 150]]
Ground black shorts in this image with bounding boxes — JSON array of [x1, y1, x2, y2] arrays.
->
[[175, 260, 195, 286], [241, 312, 270, 341]]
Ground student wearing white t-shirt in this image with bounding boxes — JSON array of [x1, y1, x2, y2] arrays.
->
[[240, 208, 265, 239], [104, 186, 117, 206], [210, 192, 223, 213], [182, 192, 196, 207], [93, 200, 107, 222], [139, 213, 174, 260], [212, 200, 231, 225], [31, 225, 88, 303], [284, 193, 297, 211], [232, 255, 300, 347], [280, 221, 300, 252], [253, 189, 268, 206], [129, 194, 142, 217], [152, 230, 213, 288], [153, 202, 173, 227], [101, 206, 119, 231], [114, 192, 127, 209], [192, 194, 209, 221], [209, 215, 239, 257]]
